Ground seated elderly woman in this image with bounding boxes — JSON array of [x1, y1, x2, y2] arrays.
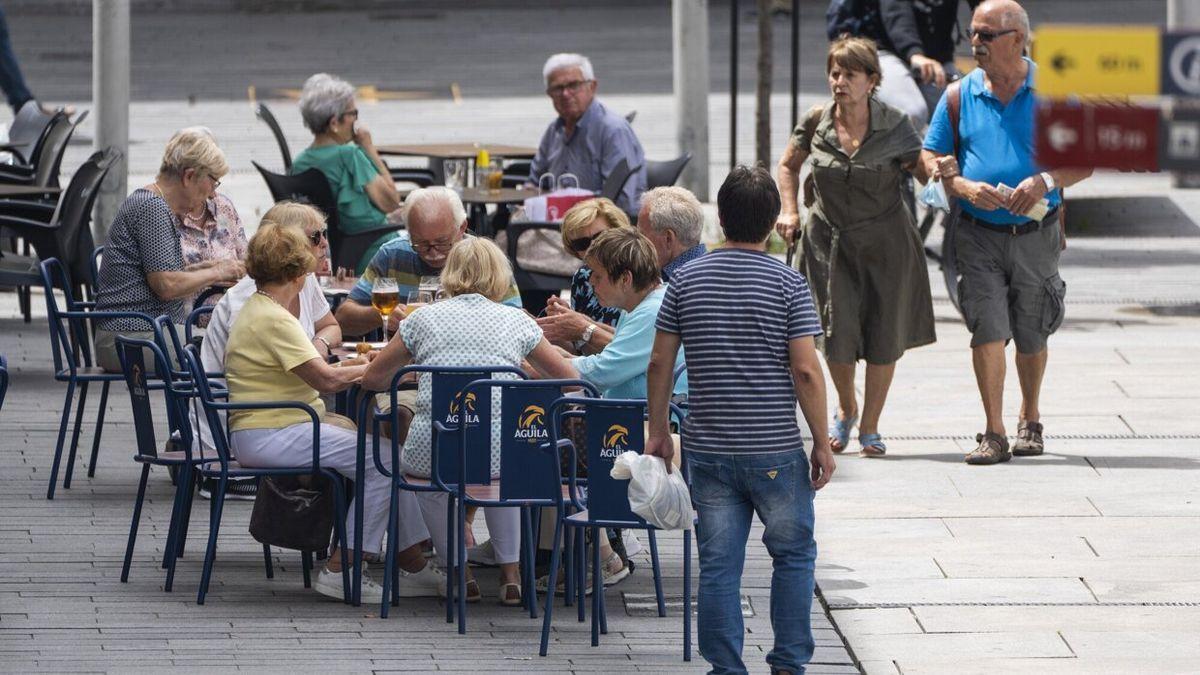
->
[[169, 127, 248, 314], [293, 72, 403, 272], [225, 223, 443, 603], [535, 197, 627, 355], [95, 127, 246, 373], [363, 237, 575, 606]]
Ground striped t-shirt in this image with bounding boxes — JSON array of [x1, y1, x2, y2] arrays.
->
[[655, 248, 823, 454]]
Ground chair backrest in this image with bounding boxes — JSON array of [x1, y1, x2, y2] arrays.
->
[[599, 158, 636, 203], [460, 378, 598, 501], [5, 100, 55, 163], [115, 336, 179, 461], [90, 246, 104, 292], [551, 396, 652, 524], [50, 148, 120, 285], [186, 305, 214, 345], [31, 114, 76, 188], [256, 103, 293, 172], [645, 153, 693, 190], [181, 344, 234, 465], [39, 257, 90, 374], [0, 354, 9, 412], [253, 161, 349, 269]]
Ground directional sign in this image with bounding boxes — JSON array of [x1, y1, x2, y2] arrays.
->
[[1159, 108, 1200, 171], [1034, 26, 1161, 97], [1037, 101, 1160, 171], [1162, 33, 1200, 96]]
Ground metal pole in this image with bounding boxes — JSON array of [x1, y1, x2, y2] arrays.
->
[[93, 0, 130, 245], [1168, 0, 1200, 187], [790, 0, 799, 131], [673, 0, 711, 201], [730, 0, 738, 170]]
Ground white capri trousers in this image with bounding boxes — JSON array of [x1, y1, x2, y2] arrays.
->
[[417, 492, 521, 566], [231, 422, 430, 556]]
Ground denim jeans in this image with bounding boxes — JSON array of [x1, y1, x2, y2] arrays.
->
[[690, 450, 816, 675], [0, 6, 34, 112]]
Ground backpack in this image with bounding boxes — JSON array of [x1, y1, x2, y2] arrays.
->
[[825, 0, 879, 41]]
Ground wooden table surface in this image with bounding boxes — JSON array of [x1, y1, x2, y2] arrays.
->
[[375, 142, 536, 159]]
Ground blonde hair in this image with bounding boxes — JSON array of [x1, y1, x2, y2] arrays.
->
[[158, 126, 229, 180], [560, 197, 630, 250], [440, 237, 513, 302], [585, 228, 660, 292], [826, 36, 883, 88], [245, 223, 315, 286], [260, 201, 326, 234]]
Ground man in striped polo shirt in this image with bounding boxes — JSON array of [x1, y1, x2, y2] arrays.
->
[[646, 165, 835, 675]]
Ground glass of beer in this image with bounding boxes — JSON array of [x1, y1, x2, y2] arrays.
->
[[406, 289, 433, 316], [371, 277, 400, 338]]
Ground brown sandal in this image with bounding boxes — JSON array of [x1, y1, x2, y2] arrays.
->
[[1013, 421, 1044, 456], [499, 582, 522, 606], [965, 432, 1011, 465]]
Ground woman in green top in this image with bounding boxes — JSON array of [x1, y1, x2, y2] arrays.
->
[[775, 37, 936, 458], [293, 73, 403, 271]]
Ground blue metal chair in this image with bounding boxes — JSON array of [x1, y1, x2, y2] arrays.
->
[[181, 344, 352, 605], [538, 396, 692, 660], [39, 257, 154, 499], [0, 355, 9, 412]]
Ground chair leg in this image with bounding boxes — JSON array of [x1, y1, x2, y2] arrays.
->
[[302, 551, 313, 589], [380, 488, 398, 618], [63, 381, 90, 490], [445, 494, 455, 624], [563, 524, 574, 608], [539, 509, 564, 657], [521, 506, 537, 618], [175, 469, 197, 559], [329, 477, 351, 604], [648, 529, 667, 618], [576, 526, 586, 623], [165, 465, 192, 593], [196, 475, 228, 605], [457, 497, 468, 635], [120, 464, 152, 583], [262, 544, 274, 579], [46, 381, 76, 500], [683, 528, 692, 662], [590, 526, 601, 646], [86, 381, 110, 478]]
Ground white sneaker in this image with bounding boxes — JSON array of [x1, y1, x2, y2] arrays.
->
[[313, 564, 383, 604], [467, 539, 497, 567], [622, 530, 644, 559], [396, 562, 447, 598]]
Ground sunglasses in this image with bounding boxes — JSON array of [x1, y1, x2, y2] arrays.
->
[[308, 228, 328, 245], [546, 80, 591, 97], [567, 235, 595, 255], [969, 28, 1017, 42]]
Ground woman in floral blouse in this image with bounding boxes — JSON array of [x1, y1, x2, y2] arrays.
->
[[175, 179, 248, 314]]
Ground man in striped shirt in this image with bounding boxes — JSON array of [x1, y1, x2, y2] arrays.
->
[[646, 165, 835, 675]]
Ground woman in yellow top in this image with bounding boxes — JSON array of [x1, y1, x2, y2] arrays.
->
[[225, 223, 442, 604]]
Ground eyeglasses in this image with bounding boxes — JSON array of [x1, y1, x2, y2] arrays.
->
[[308, 228, 328, 245], [969, 28, 1017, 42], [567, 235, 595, 255], [207, 174, 221, 189], [546, 80, 591, 97], [342, 108, 359, 119], [411, 238, 456, 254]]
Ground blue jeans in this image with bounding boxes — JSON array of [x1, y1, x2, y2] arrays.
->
[[690, 450, 816, 675], [0, 6, 34, 113]]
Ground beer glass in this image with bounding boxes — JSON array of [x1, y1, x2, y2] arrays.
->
[[406, 289, 433, 316], [371, 277, 399, 338]]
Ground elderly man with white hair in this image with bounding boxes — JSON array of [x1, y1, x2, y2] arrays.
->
[[335, 186, 522, 337], [529, 53, 647, 214]]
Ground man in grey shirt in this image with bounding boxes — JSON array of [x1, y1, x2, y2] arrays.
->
[[529, 53, 647, 215]]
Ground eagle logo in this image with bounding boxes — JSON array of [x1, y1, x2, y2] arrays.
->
[[603, 424, 629, 450], [519, 405, 545, 429], [449, 391, 477, 414]]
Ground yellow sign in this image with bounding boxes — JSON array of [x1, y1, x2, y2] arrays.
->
[[1034, 25, 1160, 97]]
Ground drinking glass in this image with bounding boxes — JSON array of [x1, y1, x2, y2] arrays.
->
[[371, 277, 399, 338], [406, 289, 433, 316], [444, 159, 467, 190]]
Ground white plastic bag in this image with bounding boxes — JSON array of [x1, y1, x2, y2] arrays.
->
[[610, 451, 694, 531]]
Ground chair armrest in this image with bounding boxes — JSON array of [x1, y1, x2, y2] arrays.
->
[[205, 399, 323, 469], [0, 199, 56, 222], [59, 310, 156, 330], [0, 165, 36, 183]]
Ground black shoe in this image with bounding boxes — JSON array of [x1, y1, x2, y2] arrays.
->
[[198, 476, 258, 501]]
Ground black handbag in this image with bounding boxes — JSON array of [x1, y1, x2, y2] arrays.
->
[[248, 475, 336, 552]]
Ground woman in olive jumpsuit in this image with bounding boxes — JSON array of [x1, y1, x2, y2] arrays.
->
[[775, 37, 936, 457]]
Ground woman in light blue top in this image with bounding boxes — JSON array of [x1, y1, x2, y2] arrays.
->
[[561, 227, 687, 398]]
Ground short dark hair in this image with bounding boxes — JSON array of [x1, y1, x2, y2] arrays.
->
[[585, 228, 660, 292], [717, 164, 781, 243]]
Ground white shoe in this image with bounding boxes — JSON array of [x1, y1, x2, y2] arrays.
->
[[396, 562, 447, 598], [622, 530, 644, 559], [313, 564, 383, 604], [467, 539, 497, 567]]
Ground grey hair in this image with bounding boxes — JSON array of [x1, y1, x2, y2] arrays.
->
[[642, 186, 704, 247], [299, 73, 355, 135], [402, 186, 468, 228], [999, 3, 1031, 45], [542, 53, 595, 87]]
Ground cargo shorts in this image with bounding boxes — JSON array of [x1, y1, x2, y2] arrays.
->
[[955, 214, 1067, 354]]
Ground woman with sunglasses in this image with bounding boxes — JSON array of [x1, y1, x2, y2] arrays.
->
[[536, 197, 629, 355]]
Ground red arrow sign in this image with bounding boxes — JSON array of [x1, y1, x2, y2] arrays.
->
[[1037, 101, 1159, 171]]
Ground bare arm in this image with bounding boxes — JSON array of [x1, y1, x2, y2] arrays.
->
[[354, 123, 402, 213], [146, 259, 244, 301], [789, 336, 834, 489], [919, 148, 1007, 211], [335, 297, 399, 337], [291, 356, 366, 395], [311, 310, 343, 358], [525, 338, 580, 380], [537, 302, 616, 353], [775, 140, 809, 241], [643, 330, 683, 471], [362, 330, 414, 391]]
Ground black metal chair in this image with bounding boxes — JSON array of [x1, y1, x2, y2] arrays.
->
[[0, 111, 81, 190], [599, 158, 638, 203], [3, 100, 55, 165], [0, 148, 119, 322], [255, 102, 293, 172], [0, 354, 8, 413], [645, 153, 692, 190], [253, 161, 399, 273]]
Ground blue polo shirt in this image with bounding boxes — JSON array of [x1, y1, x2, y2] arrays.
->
[[924, 58, 1061, 225]]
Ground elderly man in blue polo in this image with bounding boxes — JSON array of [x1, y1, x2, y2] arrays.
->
[[920, 0, 1092, 465]]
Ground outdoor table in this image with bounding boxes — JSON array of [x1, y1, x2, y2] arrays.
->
[[320, 276, 358, 313], [459, 186, 532, 237], [376, 142, 536, 160], [0, 184, 61, 197]]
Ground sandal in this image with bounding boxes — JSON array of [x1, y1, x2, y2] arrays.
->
[[829, 413, 858, 454], [858, 433, 887, 457], [499, 582, 522, 606], [464, 578, 482, 603], [965, 432, 1011, 465], [1013, 421, 1044, 456]]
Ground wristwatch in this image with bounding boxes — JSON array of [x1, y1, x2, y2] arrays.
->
[[580, 323, 598, 344], [1039, 171, 1056, 192], [315, 335, 332, 354]]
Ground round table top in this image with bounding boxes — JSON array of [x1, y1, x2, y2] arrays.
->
[[458, 186, 531, 204], [375, 143, 536, 159]]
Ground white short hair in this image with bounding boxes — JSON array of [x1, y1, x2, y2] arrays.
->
[[299, 73, 355, 135], [542, 53, 595, 87], [402, 186, 467, 228], [643, 186, 704, 247], [999, 3, 1031, 45]]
